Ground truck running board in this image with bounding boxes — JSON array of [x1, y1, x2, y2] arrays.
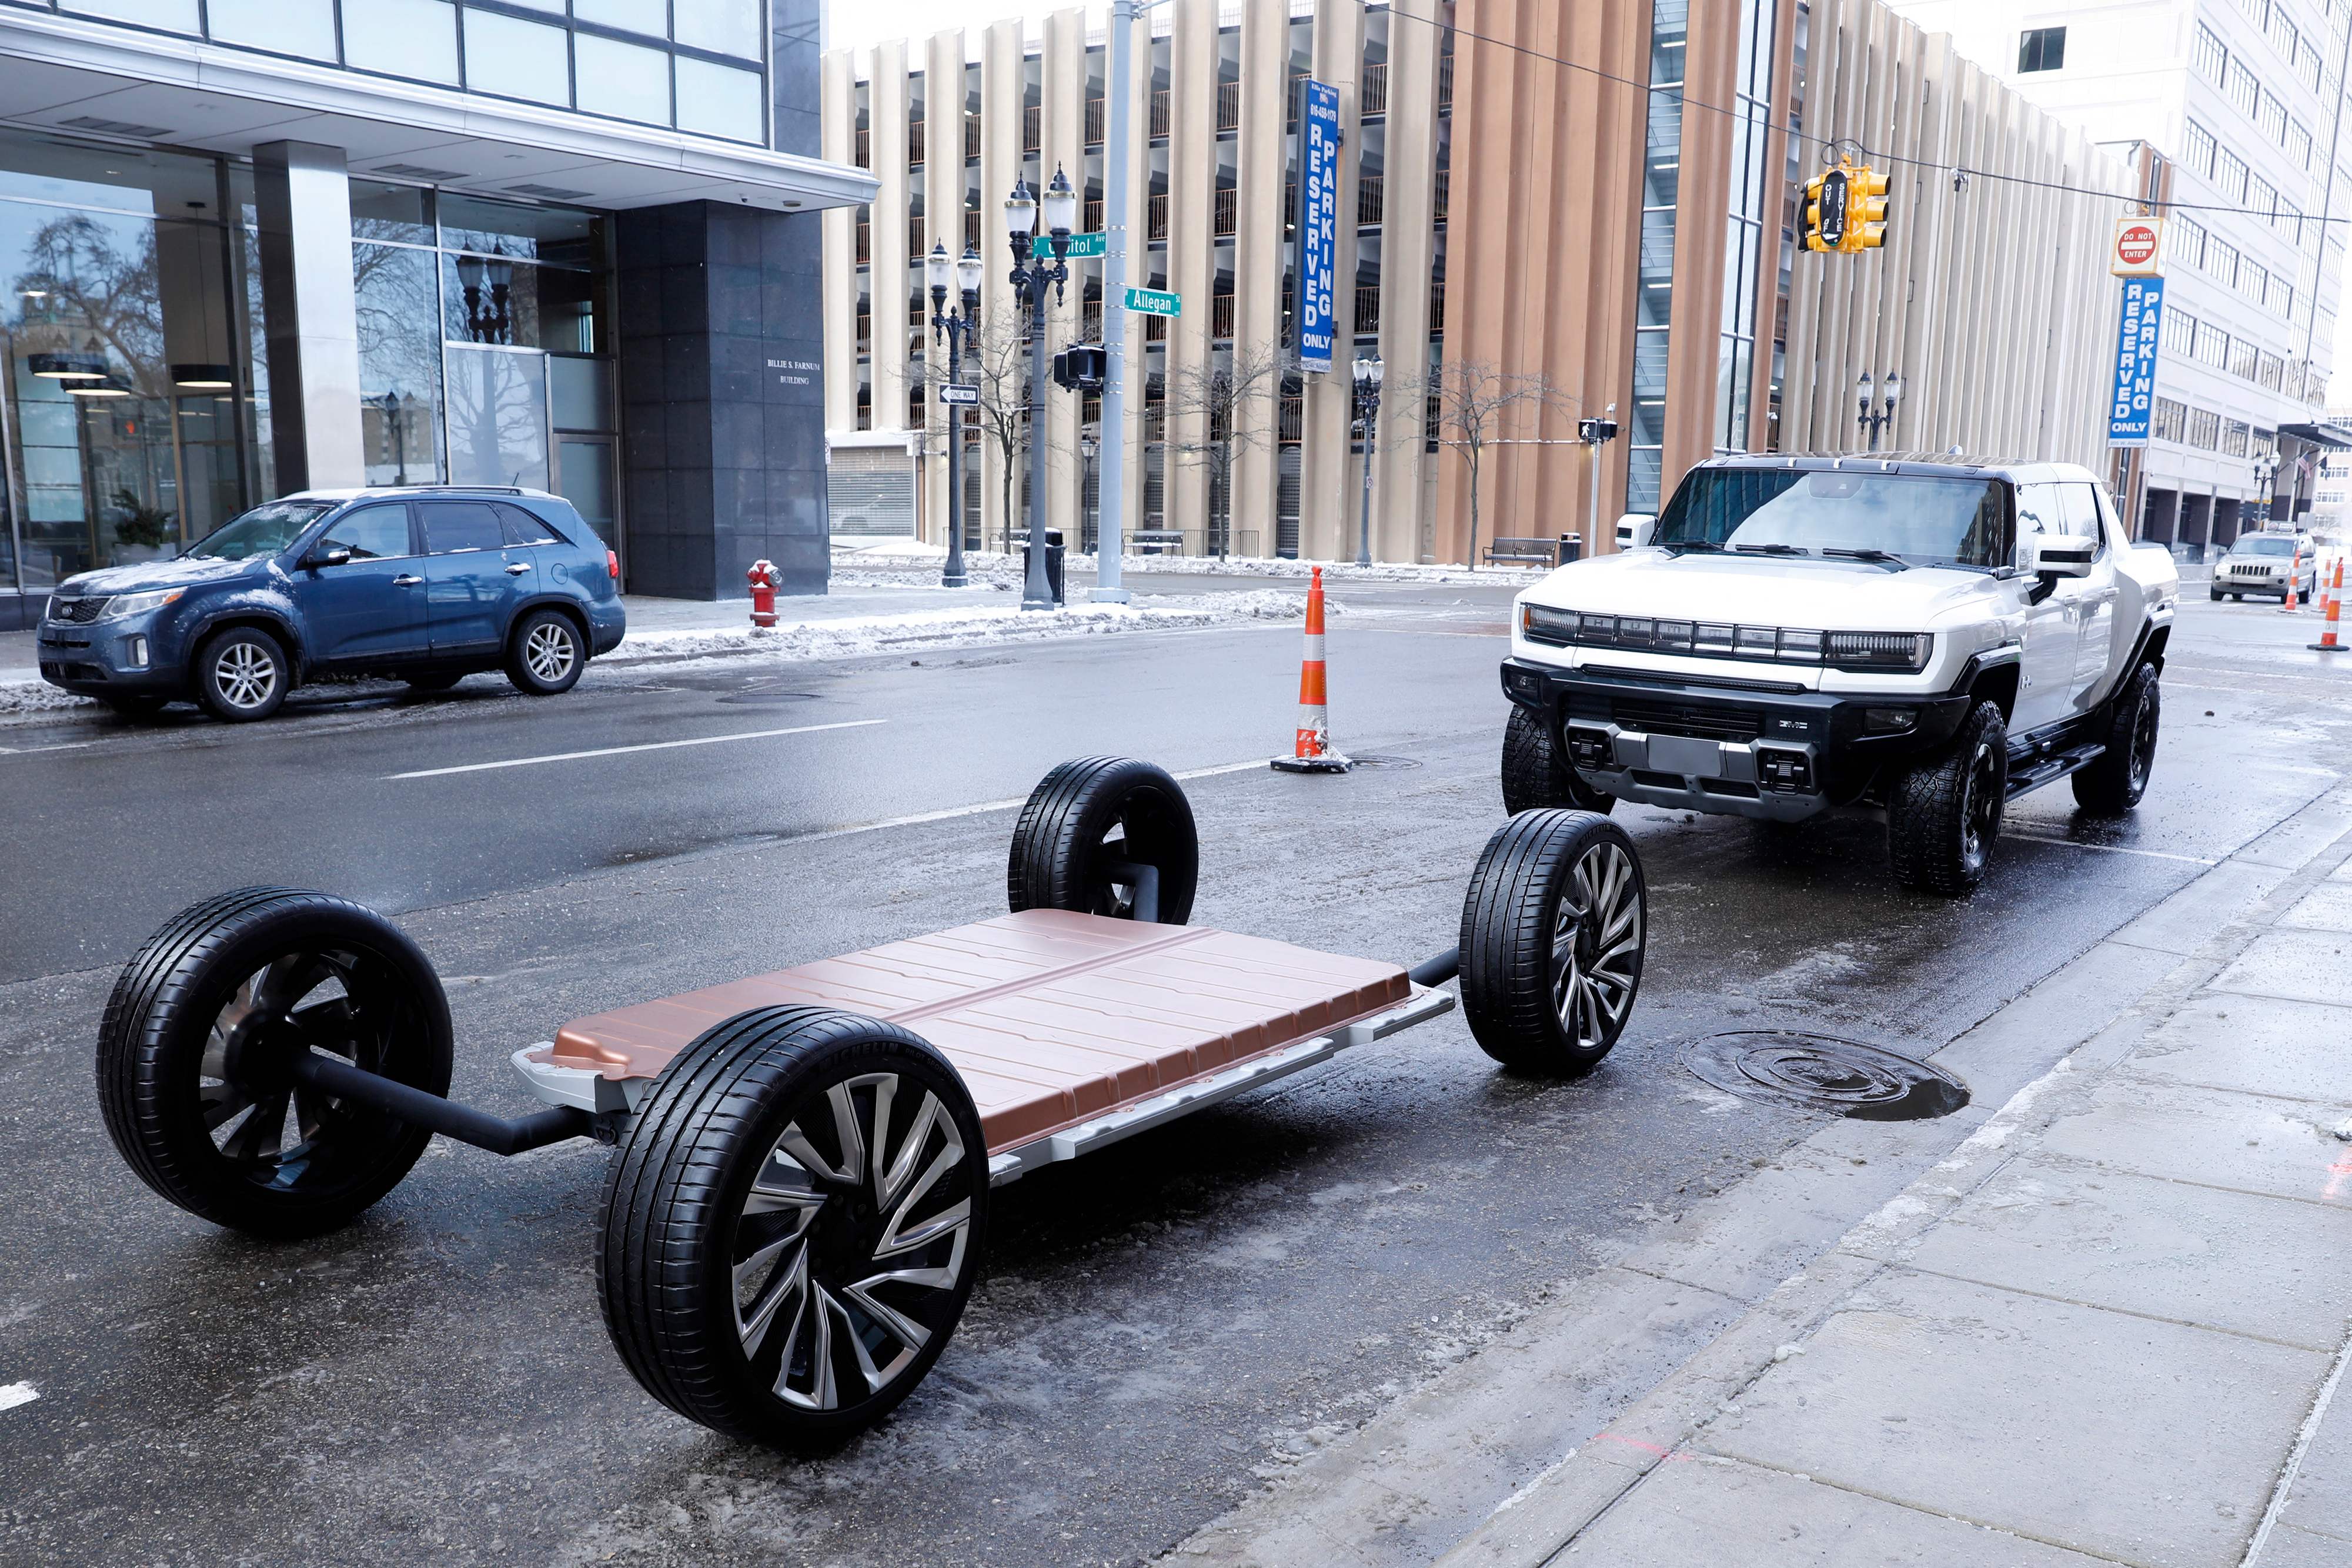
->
[[2004, 740, 2104, 798]]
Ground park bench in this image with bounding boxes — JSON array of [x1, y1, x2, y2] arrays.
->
[[1484, 535, 1573, 566]]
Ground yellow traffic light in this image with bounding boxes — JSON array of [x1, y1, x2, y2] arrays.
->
[[1845, 166, 1890, 251], [1801, 173, 1827, 253], [1810, 169, 1849, 252]]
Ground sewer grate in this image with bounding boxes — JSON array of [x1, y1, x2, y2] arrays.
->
[[1684, 1031, 1969, 1121]]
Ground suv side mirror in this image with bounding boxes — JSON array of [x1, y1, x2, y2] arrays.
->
[[305, 546, 352, 570], [2022, 535, 2093, 579]]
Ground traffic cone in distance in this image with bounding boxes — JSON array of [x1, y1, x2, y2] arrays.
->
[[2313, 559, 2346, 652], [1271, 566, 1354, 774], [2284, 549, 2301, 612]]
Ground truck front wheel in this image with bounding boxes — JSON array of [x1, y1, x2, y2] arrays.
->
[[1502, 706, 1613, 816], [1886, 702, 2008, 897]]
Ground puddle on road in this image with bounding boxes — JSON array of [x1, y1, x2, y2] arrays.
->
[[1684, 1031, 1970, 1121]]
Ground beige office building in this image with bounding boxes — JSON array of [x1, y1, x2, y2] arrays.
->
[[822, 0, 2137, 566]]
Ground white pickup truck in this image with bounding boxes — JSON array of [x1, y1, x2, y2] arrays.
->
[[1498, 454, 2181, 894]]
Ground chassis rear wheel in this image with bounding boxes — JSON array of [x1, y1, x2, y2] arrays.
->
[[96, 888, 453, 1238], [1008, 755, 1198, 924], [1501, 706, 1614, 816], [598, 1006, 988, 1447], [1887, 701, 2008, 896], [1459, 810, 1646, 1074]]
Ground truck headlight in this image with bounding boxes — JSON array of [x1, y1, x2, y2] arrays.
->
[[1522, 604, 1579, 645], [98, 589, 184, 620], [1825, 631, 1931, 672]]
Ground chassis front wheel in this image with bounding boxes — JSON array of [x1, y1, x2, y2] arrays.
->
[[96, 888, 454, 1237], [598, 1007, 988, 1447]]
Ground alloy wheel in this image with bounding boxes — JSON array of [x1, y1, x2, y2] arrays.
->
[[524, 622, 576, 684], [2129, 689, 2157, 791], [215, 642, 278, 711], [1549, 841, 1643, 1052], [198, 949, 406, 1193], [730, 1072, 973, 1410], [1961, 738, 2001, 867]]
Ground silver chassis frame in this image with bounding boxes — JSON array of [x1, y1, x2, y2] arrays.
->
[[506, 984, 1461, 1181]]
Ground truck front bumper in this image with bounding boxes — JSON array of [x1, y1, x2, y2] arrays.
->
[[1501, 657, 1975, 822]]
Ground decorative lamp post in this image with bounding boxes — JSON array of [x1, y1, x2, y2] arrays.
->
[[928, 240, 986, 589], [1007, 166, 1078, 611], [456, 251, 515, 344], [375, 389, 408, 483], [1351, 356, 1384, 567], [1857, 370, 1902, 452], [1080, 427, 1100, 553], [2253, 449, 2280, 529]]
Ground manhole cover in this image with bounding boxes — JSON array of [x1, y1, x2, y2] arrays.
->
[[1349, 754, 1422, 770], [717, 690, 820, 706], [1685, 1032, 1969, 1121]]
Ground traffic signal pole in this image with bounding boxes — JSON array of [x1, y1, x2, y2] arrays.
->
[[1093, 0, 1140, 603]]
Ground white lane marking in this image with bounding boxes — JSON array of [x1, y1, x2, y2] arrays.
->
[[0, 740, 96, 755], [386, 719, 887, 780], [0, 1382, 36, 1413], [781, 758, 1274, 847], [2005, 832, 2216, 865]]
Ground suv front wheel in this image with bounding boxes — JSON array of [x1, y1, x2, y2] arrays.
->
[[1887, 701, 2008, 896], [194, 626, 290, 723]]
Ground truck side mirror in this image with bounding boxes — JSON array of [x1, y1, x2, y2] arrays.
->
[[1616, 513, 1656, 550], [2023, 535, 2093, 580]]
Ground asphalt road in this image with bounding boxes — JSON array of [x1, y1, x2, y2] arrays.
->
[[0, 581, 2343, 1566]]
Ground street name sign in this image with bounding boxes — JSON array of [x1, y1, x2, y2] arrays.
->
[[2111, 217, 2165, 278], [1033, 232, 1108, 259], [1123, 286, 1180, 317], [2107, 275, 2164, 445], [1294, 78, 1340, 373], [939, 383, 980, 406]]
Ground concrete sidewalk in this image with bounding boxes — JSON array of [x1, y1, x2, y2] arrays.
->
[[1436, 815, 2352, 1565]]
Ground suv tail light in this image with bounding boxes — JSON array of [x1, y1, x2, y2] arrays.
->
[[607, 549, 620, 581]]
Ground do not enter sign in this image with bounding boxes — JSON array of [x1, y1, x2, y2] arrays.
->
[[2112, 217, 2165, 278]]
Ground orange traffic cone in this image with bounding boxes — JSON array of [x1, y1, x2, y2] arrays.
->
[[1271, 566, 1353, 774], [2284, 547, 2303, 612], [2313, 559, 2346, 652]]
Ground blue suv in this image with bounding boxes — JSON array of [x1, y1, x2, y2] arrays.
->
[[36, 486, 626, 723]]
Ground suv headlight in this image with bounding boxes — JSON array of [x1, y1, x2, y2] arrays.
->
[[1522, 604, 1578, 644], [97, 589, 184, 620], [1825, 631, 1931, 672]]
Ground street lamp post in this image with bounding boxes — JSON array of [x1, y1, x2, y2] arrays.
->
[[927, 240, 987, 589], [1856, 370, 1902, 452], [454, 252, 514, 344], [1351, 356, 1382, 567], [375, 389, 407, 484], [1006, 166, 1078, 611], [1080, 427, 1100, 553], [2253, 450, 2280, 529]]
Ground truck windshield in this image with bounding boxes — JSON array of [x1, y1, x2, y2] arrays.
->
[[1654, 469, 2009, 569], [182, 500, 334, 561]]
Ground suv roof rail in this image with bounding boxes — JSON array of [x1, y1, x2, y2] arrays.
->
[[395, 484, 529, 495]]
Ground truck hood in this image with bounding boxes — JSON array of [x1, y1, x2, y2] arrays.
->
[[1519, 550, 1999, 630], [54, 555, 264, 597]]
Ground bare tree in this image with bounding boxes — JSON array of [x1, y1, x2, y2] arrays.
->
[[917, 312, 1033, 551], [1419, 359, 1567, 570], [1162, 340, 1286, 559]]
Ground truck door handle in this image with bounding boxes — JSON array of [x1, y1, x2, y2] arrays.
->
[[393, 574, 423, 586], [505, 563, 530, 575]]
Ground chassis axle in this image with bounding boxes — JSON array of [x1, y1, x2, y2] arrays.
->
[[291, 1050, 592, 1156]]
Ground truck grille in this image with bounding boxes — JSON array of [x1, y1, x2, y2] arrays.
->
[[49, 595, 109, 623], [1613, 699, 1763, 743]]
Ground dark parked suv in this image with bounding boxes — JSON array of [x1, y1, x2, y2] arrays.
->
[[36, 486, 626, 722]]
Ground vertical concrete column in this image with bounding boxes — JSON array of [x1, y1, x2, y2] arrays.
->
[[869, 42, 911, 444], [1300, 0, 1364, 563], [981, 19, 1027, 551], [923, 29, 968, 544], [252, 141, 362, 492], [1115, 11, 1151, 544], [1043, 8, 1087, 548], [821, 51, 860, 438], [1375, 0, 1440, 562], [1230, 0, 1288, 557], [1166, 0, 1218, 549]]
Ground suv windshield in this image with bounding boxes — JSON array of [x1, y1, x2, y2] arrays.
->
[[182, 500, 334, 561], [1655, 467, 2009, 569], [2231, 536, 2295, 557]]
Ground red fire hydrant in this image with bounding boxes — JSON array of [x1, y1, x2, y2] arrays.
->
[[748, 559, 779, 628]]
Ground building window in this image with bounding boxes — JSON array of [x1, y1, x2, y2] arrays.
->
[[2153, 398, 2187, 444], [2193, 22, 2226, 83], [1628, 0, 1688, 511], [1716, 0, 1776, 454], [2188, 407, 2222, 450], [2183, 120, 2216, 179], [2018, 26, 2066, 72]]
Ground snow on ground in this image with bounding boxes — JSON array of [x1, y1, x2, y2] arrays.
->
[[0, 586, 1316, 724]]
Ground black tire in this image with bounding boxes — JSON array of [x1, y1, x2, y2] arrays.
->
[[403, 672, 463, 693], [1887, 701, 2009, 896], [1501, 706, 1615, 816], [2072, 663, 2160, 814], [2209, 589, 2223, 602], [1007, 756, 1198, 924], [193, 625, 289, 722], [505, 608, 584, 696], [597, 1006, 988, 1448], [96, 888, 453, 1238], [102, 694, 170, 721], [1458, 810, 1646, 1074]]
